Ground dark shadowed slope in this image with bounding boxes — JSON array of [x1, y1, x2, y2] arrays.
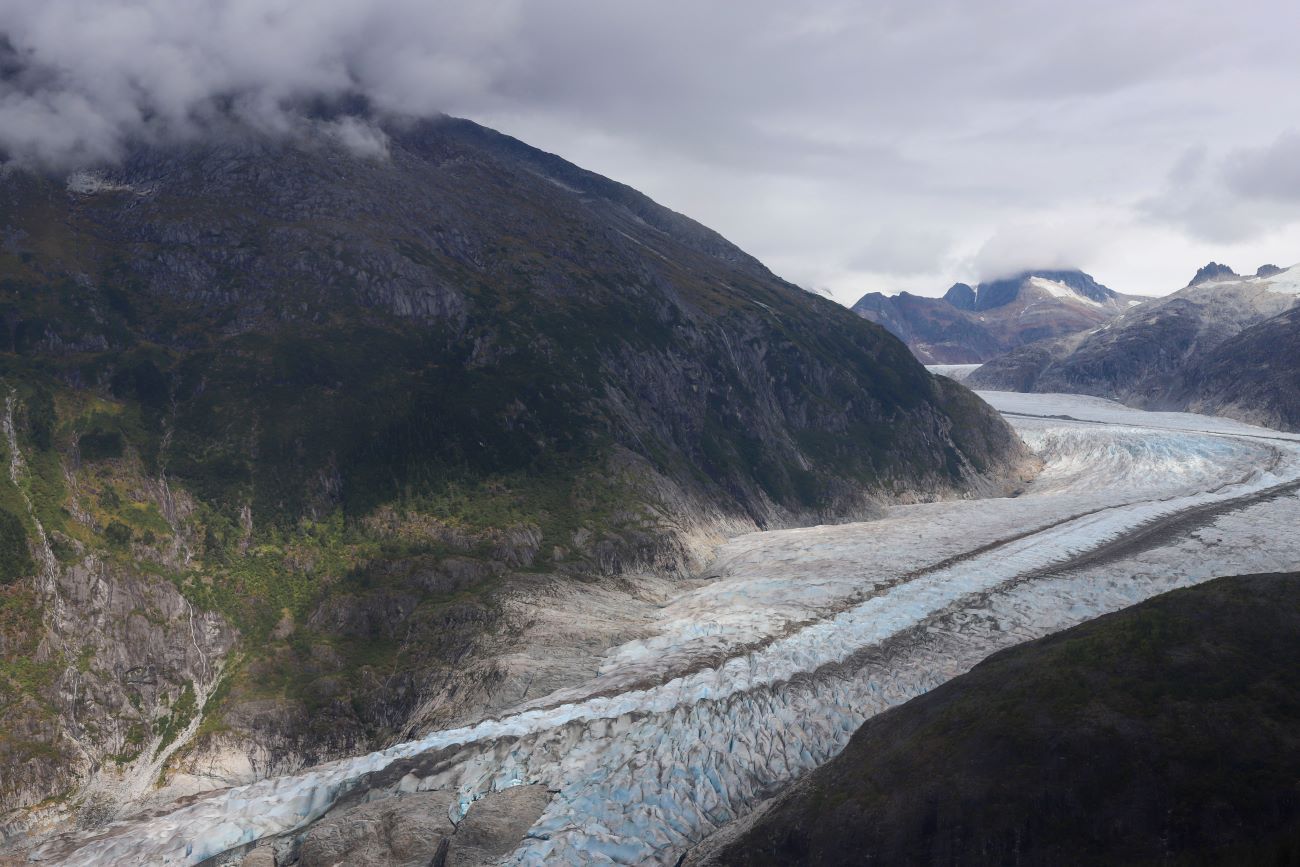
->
[[709, 572, 1300, 867], [0, 115, 1029, 831], [1174, 303, 1300, 431]]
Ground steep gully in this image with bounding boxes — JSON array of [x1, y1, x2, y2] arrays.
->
[[35, 388, 1300, 865]]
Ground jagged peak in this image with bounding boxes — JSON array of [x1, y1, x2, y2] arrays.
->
[[1190, 262, 1237, 285], [1256, 264, 1284, 279]]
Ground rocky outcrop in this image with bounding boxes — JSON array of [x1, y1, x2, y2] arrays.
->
[[705, 572, 1300, 866], [852, 270, 1138, 363], [278, 785, 550, 867], [0, 387, 237, 842], [1190, 261, 1237, 285]]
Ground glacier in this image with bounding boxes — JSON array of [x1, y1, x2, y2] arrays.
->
[[36, 391, 1300, 866]]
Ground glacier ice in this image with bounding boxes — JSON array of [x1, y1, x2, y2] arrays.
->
[[40, 392, 1300, 866]]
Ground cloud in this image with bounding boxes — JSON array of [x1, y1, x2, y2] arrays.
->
[[1143, 134, 1300, 244], [969, 218, 1111, 282], [319, 116, 390, 159], [848, 226, 955, 276], [1224, 130, 1300, 203], [0, 0, 1298, 302], [0, 0, 523, 166]]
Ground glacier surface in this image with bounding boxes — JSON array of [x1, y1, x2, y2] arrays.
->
[[39, 391, 1300, 865]]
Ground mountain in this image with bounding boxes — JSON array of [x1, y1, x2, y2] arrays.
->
[[705, 572, 1300, 866], [852, 270, 1139, 363], [0, 115, 1030, 835], [969, 263, 1300, 412], [1172, 300, 1300, 430]]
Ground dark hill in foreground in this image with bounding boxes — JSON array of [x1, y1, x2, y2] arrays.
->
[[709, 572, 1300, 866]]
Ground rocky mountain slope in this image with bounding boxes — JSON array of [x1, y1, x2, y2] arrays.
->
[[969, 263, 1300, 409], [707, 571, 1300, 866], [852, 270, 1138, 363], [0, 114, 1029, 841], [1172, 302, 1300, 430]]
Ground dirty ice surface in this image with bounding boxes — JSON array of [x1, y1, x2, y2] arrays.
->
[[44, 392, 1300, 865]]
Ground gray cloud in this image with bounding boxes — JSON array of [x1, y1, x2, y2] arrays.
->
[[848, 226, 956, 277], [1225, 131, 1300, 203], [1143, 132, 1300, 245], [2, 0, 1299, 300]]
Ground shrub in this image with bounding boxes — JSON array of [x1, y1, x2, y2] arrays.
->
[[79, 431, 124, 462], [0, 508, 34, 583], [104, 521, 132, 547]]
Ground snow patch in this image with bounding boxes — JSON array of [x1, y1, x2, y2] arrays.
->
[[1261, 263, 1300, 297], [65, 171, 139, 196], [1025, 276, 1102, 307]]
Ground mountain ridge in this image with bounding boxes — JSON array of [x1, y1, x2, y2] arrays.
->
[[852, 269, 1138, 364], [968, 262, 1300, 420]]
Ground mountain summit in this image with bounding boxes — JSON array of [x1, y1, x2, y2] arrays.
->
[[1189, 261, 1238, 285], [852, 269, 1138, 364]]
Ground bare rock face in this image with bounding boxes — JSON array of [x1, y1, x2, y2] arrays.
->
[[446, 785, 552, 867], [0, 440, 236, 838], [298, 791, 456, 867], [296, 785, 549, 867], [239, 848, 276, 867]]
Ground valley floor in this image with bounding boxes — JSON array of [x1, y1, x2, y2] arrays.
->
[[30, 391, 1300, 866]]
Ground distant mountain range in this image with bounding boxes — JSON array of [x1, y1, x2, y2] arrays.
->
[[852, 270, 1141, 363], [969, 262, 1300, 428]]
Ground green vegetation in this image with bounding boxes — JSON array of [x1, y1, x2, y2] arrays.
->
[[153, 682, 197, 756], [104, 521, 132, 548], [110, 722, 148, 765], [0, 508, 34, 584]]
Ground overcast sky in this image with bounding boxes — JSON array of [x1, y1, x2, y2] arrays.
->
[[3, 0, 1299, 304]]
